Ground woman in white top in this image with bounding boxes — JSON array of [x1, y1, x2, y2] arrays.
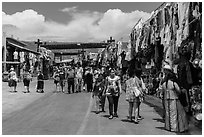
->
[[104, 69, 122, 119]]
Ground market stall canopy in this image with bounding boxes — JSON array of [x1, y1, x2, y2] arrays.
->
[[41, 42, 109, 50], [6, 37, 40, 55]]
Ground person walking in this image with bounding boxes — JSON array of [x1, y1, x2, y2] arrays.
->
[[135, 70, 145, 120], [66, 66, 75, 94], [125, 70, 142, 124], [8, 67, 18, 92], [105, 69, 122, 119], [99, 69, 106, 112], [53, 69, 60, 92], [22, 70, 32, 93], [161, 64, 188, 133], [36, 70, 44, 93], [86, 67, 94, 93], [75, 65, 83, 93], [59, 67, 66, 93], [92, 72, 106, 114]]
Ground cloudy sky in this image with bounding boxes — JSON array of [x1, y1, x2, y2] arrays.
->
[[2, 2, 162, 42]]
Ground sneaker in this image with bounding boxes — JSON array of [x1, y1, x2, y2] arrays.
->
[[137, 116, 143, 120], [109, 115, 113, 119]]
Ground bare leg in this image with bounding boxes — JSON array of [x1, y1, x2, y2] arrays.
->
[[133, 101, 139, 123], [129, 102, 133, 121], [14, 86, 17, 92]]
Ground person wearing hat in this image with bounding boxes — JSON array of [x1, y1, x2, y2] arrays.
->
[[160, 64, 188, 132], [8, 67, 18, 92]]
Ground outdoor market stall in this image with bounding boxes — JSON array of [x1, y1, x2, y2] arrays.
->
[[128, 2, 202, 122]]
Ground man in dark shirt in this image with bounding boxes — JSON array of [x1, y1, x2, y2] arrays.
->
[[86, 68, 93, 92]]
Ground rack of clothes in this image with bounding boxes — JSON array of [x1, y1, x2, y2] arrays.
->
[[128, 2, 202, 122]]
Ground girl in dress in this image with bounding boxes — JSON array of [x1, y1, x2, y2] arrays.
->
[[125, 70, 142, 124]]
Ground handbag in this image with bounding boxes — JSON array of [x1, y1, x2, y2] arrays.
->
[[173, 83, 188, 107], [133, 87, 141, 97]]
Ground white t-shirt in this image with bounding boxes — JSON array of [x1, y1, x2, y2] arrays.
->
[[76, 67, 83, 78], [13, 51, 18, 60]]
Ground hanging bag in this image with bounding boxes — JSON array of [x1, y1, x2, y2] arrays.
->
[[133, 87, 141, 97]]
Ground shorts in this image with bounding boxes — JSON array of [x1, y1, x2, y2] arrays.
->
[[8, 79, 17, 87], [23, 78, 30, 86]]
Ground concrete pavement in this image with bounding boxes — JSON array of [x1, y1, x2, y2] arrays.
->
[[2, 79, 202, 135], [2, 77, 54, 119]]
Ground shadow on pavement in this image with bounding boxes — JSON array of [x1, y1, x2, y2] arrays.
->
[[143, 99, 164, 118], [152, 118, 164, 123], [156, 127, 190, 135], [91, 110, 100, 114], [121, 119, 133, 123], [101, 115, 110, 118]]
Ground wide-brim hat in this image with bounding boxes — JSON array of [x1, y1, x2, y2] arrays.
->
[[163, 64, 172, 71]]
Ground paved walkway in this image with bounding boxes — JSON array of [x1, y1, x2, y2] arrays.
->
[[2, 77, 54, 119], [2, 79, 202, 135]]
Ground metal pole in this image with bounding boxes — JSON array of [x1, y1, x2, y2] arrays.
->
[[3, 32, 7, 72]]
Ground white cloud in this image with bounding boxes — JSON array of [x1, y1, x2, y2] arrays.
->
[[2, 8, 151, 42]]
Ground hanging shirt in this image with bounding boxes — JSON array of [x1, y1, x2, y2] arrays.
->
[[13, 51, 18, 60]]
